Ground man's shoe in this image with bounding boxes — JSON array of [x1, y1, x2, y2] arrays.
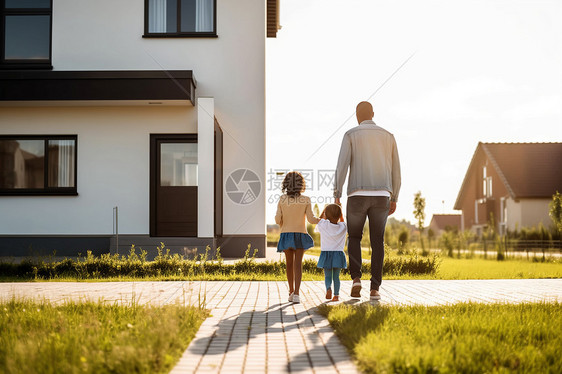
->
[[370, 289, 381, 300], [350, 278, 362, 298], [326, 288, 332, 300]]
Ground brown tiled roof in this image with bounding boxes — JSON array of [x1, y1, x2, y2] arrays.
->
[[429, 214, 461, 231], [482, 142, 562, 198], [267, 0, 280, 38], [454, 142, 562, 209]]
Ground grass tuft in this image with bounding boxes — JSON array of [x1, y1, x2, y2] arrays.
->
[[0, 299, 207, 374], [318, 302, 562, 373]]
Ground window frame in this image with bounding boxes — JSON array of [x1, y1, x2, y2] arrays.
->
[[143, 0, 217, 38], [0, 135, 77, 196], [0, 0, 53, 70]]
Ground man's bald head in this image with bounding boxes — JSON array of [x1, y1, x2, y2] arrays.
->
[[356, 101, 374, 124]]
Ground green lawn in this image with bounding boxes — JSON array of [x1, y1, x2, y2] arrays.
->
[[426, 256, 562, 280], [319, 302, 562, 373], [0, 299, 207, 374], [307, 248, 562, 280]]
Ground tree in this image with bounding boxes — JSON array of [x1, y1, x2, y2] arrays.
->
[[549, 191, 562, 234], [427, 228, 435, 250], [413, 191, 426, 252]]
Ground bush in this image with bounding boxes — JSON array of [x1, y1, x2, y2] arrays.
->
[[440, 231, 456, 257], [0, 243, 439, 280]]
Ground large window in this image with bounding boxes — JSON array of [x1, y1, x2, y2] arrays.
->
[[0, 135, 77, 195], [0, 0, 52, 69], [144, 0, 216, 37]]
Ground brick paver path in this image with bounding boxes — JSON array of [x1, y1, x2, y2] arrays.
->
[[2, 279, 561, 373]]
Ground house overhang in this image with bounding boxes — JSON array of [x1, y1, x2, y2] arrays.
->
[[0, 70, 196, 106]]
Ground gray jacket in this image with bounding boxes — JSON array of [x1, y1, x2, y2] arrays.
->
[[334, 120, 401, 202]]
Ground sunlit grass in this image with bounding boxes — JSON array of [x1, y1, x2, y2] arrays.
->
[[308, 246, 562, 280], [319, 302, 562, 373], [0, 299, 207, 374], [431, 257, 562, 279]]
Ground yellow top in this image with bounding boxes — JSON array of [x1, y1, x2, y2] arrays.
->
[[275, 194, 320, 233]]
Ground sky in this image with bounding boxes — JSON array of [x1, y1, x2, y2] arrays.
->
[[265, 0, 562, 225]]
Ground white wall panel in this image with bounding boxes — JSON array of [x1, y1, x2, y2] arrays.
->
[[1, 0, 266, 236], [0, 106, 196, 234]]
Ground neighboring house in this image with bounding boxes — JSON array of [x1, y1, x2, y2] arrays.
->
[[0, 0, 281, 257], [428, 214, 461, 236], [454, 142, 562, 236], [267, 224, 280, 235]]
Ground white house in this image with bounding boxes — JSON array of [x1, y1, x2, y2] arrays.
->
[[0, 0, 280, 257]]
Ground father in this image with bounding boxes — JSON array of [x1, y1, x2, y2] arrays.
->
[[334, 101, 401, 300]]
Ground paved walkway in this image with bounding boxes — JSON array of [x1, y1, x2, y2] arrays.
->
[[1, 279, 561, 373]]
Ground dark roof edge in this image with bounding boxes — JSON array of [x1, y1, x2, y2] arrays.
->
[[0, 70, 195, 85]]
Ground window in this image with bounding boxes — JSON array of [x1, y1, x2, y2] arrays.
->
[[482, 166, 492, 198], [144, 0, 216, 37], [160, 143, 198, 186], [0, 135, 77, 195], [0, 0, 52, 69]]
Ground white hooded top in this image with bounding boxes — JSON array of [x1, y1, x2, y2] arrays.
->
[[315, 219, 347, 252]]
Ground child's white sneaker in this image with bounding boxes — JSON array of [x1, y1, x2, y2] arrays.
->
[[292, 294, 300, 303], [288, 292, 294, 302]]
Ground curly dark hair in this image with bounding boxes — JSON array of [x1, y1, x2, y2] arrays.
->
[[281, 171, 306, 197]]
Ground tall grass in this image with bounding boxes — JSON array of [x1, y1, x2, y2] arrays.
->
[[0, 299, 207, 374], [319, 302, 562, 373], [0, 243, 439, 281]]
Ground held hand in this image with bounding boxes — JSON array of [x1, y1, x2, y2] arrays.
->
[[335, 198, 341, 206], [389, 201, 397, 215]]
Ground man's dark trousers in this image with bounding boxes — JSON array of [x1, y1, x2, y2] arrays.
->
[[346, 196, 390, 291]]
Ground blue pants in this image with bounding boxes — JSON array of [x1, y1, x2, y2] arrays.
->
[[324, 268, 341, 296]]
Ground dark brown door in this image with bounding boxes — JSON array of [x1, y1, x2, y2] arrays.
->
[[150, 135, 197, 237]]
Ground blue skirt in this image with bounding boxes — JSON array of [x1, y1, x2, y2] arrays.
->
[[317, 251, 347, 269], [277, 232, 314, 252]]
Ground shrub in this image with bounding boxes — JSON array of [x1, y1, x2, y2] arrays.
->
[[0, 243, 439, 280]]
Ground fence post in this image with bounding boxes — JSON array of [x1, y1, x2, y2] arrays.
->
[[113, 206, 119, 255]]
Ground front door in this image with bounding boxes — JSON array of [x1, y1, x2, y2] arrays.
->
[[150, 135, 198, 237]]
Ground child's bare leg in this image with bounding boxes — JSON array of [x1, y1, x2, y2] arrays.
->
[[284, 249, 295, 294], [293, 249, 305, 295]]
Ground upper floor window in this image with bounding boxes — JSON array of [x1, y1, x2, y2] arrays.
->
[[482, 166, 492, 198], [0, 135, 77, 195], [0, 0, 52, 69], [144, 0, 216, 37]]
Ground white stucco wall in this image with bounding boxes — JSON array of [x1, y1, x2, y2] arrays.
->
[[0, 0, 266, 236], [0, 106, 196, 234], [505, 197, 551, 231]]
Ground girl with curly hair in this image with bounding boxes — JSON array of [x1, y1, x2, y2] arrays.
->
[[275, 171, 320, 303]]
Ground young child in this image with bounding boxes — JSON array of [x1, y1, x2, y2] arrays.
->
[[316, 203, 347, 302], [275, 171, 320, 303]]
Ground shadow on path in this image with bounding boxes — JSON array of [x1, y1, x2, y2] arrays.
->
[[190, 300, 353, 372]]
